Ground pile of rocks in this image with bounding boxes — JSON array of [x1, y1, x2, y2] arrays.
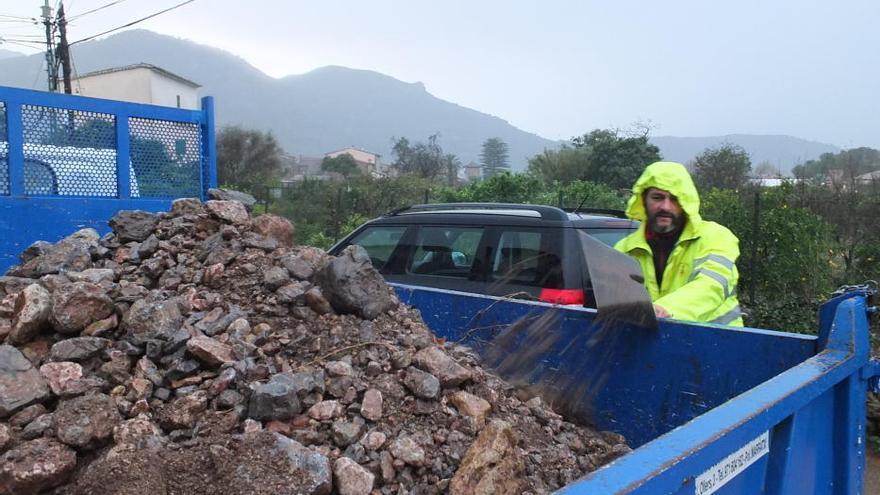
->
[[0, 199, 629, 495]]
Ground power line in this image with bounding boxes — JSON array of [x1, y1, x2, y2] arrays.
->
[[0, 14, 37, 21], [67, 0, 128, 22], [69, 0, 196, 46]]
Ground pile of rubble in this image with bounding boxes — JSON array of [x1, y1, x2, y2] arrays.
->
[[0, 198, 629, 495]]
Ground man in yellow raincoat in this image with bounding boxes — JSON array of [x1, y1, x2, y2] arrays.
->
[[615, 161, 744, 326]]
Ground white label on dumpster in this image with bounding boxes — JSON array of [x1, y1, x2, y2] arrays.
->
[[694, 431, 769, 495]]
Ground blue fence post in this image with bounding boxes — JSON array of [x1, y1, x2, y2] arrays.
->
[[116, 112, 130, 199], [201, 96, 217, 200], [7, 102, 24, 196]]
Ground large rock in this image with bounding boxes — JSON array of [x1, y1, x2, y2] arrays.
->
[[186, 336, 234, 367], [123, 297, 185, 343], [249, 373, 302, 421], [109, 210, 160, 242], [333, 456, 375, 495], [414, 346, 473, 387], [8, 284, 51, 345], [403, 367, 440, 400], [206, 200, 250, 225], [39, 361, 83, 396], [252, 214, 295, 247], [449, 420, 525, 495], [208, 188, 257, 210], [7, 229, 98, 278], [54, 393, 122, 450], [0, 439, 77, 494], [50, 282, 115, 334], [316, 245, 396, 320], [49, 337, 111, 362], [0, 345, 50, 417], [388, 435, 426, 466]]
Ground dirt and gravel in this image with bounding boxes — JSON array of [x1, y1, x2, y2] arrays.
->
[[0, 197, 630, 495]]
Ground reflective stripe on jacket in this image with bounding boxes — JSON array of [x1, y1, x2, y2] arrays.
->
[[614, 162, 744, 326]]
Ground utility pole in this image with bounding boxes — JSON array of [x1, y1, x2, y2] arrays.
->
[[41, 0, 57, 92], [56, 3, 72, 94]]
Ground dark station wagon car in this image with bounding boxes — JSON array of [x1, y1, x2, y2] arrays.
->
[[328, 203, 638, 307]]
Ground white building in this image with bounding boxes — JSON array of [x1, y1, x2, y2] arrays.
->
[[66, 63, 201, 109], [325, 147, 381, 176]]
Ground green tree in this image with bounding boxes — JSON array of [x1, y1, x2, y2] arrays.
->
[[480, 137, 510, 178], [792, 147, 880, 180], [217, 125, 283, 191], [390, 134, 446, 179], [529, 129, 660, 188], [691, 143, 752, 191], [321, 153, 361, 178]]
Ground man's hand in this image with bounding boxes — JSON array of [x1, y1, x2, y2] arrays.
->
[[653, 304, 671, 318]]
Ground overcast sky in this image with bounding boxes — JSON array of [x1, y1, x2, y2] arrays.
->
[[3, 0, 879, 148]]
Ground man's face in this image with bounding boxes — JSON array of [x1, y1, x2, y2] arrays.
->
[[644, 188, 684, 234]]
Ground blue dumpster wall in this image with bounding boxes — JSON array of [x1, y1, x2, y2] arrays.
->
[[393, 284, 817, 448], [0, 85, 216, 273]]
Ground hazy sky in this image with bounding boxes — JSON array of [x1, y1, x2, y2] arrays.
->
[[3, 1, 879, 148]]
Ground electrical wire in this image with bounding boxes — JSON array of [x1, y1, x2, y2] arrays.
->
[[67, 0, 128, 22], [0, 14, 36, 21], [69, 0, 196, 46]]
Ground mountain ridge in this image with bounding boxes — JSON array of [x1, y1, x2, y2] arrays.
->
[[0, 30, 841, 173]]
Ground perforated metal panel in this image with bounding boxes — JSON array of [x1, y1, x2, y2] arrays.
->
[[0, 101, 8, 195], [129, 117, 201, 198], [21, 104, 117, 197]]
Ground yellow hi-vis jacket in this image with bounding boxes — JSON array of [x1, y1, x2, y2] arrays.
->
[[614, 162, 744, 326]]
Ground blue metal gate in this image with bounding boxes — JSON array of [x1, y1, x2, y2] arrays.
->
[[0, 85, 217, 272]]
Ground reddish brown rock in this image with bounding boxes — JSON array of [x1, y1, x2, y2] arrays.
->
[[187, 335, 235, 367], [39, 361, 83, 396], [333, 456, 375, 495], [449, 390, 492, 426], [54, 393, 121, 450], [206, 200, 249, 225], [414, 346, 472, 387], [252, 214, 295, 247], [360, 389, 383, 421], [0, 439, 76, 494]]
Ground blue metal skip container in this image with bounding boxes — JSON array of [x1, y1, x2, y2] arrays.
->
[[393, 284, 880, 495]]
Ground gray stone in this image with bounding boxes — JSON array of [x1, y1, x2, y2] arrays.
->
[[316, 245, 396, 320], [207, 188, 257, 210], [332, 417, 365, 447], [249, 373, 303, 421], [109, 210, 160, 242], [50, 281, 115, 334], [389, 435, 426, 466], [54, 393, 121, 450], [403, 366, 440, 400], [21, 413, 53, 440], [123, 297, 185, 343], [137, 234, 160, 258], [216, 389, 244, 409], [170, 197, 205, 216], [281, 254, 316, 281], [334, 456, 375, 495], [242, 232, 279, 251], [7, 229, 98, 278], [0, 439, 76, 494], [0, 345, 50, 417], [8, 284, 51, 345], [49, 337, 111, 362], [263, 266, 291, 292]]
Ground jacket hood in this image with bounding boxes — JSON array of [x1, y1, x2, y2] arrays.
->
[[625, 161, 702, 226]]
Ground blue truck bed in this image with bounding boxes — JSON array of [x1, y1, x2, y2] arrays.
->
[[393, 283, 879, 494]]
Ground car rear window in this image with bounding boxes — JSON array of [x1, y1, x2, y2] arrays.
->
[[346, 226, 406, 270]]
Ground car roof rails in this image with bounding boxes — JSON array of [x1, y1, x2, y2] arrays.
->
[[562, 207, 629, 219], [384, 203, 570, 221]]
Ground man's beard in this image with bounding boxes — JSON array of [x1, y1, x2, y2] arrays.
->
[[648, 211, 683, 234]]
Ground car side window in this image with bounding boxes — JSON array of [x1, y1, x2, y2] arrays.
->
[[347, 226, 406, 270], [408, 226, 483, 277], [490, 230, 563, 288]]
